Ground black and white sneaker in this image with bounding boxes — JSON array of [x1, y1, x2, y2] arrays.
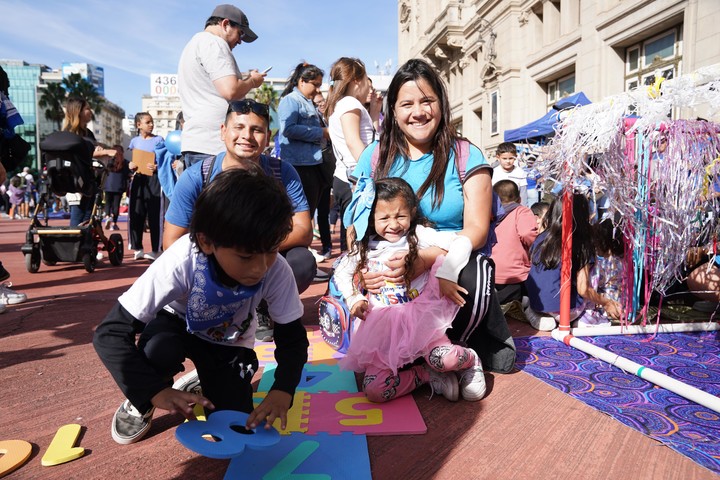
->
[[255, 309, 274, 342], [111, 400, 155, 445], [172, 370, 202, 395]]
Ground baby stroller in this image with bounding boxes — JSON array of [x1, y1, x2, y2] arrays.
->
[[21, 131, 124, 273]]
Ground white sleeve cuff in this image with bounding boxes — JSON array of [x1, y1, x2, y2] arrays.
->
[[435, 235, 473, 282], [347, 293, 368, 311]]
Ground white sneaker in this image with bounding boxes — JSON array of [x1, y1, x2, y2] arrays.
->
[[310, 248, 325, 264], [0, 283, 27, 305], [172, 370, 202, 395], [457, 348, 486, 401], [523, 307, 557, 331], [143, 251, 159, 261], [96, 251, 104, 261], [133, 250, 144, 260], [423, 364, 459, 402]]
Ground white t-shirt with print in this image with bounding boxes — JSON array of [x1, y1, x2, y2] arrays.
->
[[118, 235, 303, 349]]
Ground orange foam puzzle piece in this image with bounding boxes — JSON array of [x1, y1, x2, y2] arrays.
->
[[0, 439, 32, 477]]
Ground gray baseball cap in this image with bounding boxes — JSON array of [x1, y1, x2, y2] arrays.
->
[[211, 4, 258, 43]]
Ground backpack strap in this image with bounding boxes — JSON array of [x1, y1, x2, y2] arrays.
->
[[201, 155, 217, 188], [370, 142, 380, 179], [455, 139, 470, 182], [370, 138, 471, 181], [267, 155, 283, 181]]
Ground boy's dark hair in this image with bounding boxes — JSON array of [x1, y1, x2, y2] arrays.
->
[[496, 142, 517, 156], [531, 201, 549, 217], [190, 168, 292, 253], [493, 180, 520, 204], [593, 218, 624, 257], [350, 177, 422, 287]]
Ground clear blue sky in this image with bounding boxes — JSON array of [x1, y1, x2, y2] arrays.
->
[[0, 0, 398, 116]]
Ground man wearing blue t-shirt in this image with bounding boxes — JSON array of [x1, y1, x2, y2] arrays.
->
[[164, 99, 316, 341]]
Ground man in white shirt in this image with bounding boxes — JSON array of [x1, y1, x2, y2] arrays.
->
[[177, 4, 267, 167]]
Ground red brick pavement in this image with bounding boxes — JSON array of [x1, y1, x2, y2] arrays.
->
[[0, 218, 711, 479]]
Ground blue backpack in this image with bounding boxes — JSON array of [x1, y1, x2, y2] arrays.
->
[[318, 256, 359, 354]]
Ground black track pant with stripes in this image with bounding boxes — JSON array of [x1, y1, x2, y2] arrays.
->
[[446, 252, 517, 373]]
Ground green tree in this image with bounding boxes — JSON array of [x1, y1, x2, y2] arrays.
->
[[253, 83, 279, 110], [38, 82, 67, 130], [62, 73, 105, 113]]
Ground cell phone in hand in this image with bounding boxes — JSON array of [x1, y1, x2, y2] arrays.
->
[[262, 66, 272, 74]]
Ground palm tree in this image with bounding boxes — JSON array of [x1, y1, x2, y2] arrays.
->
[[253, 83, 279, 110], [38, 82, 67, 130], [62, 73, 105, 113]]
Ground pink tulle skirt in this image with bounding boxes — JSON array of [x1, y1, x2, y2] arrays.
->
[[339, 257, 461, 374]]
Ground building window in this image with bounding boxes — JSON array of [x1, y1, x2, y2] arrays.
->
[[547, 73, 575, 107], [490, 90, 498, 135], [625, 27, 681, 93]]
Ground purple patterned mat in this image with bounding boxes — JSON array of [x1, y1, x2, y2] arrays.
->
[[515, 332, 720, 474]]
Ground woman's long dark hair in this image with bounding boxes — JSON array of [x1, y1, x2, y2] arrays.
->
[[350, 178, 423, 287], [533, 193, 596, 272], [374, 59, 459, 209], [280, 62, 324, 98]]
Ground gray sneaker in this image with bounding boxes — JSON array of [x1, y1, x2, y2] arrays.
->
[[172, 369, 202, 395], [111, 399, 155, 445], [255, 309, 274, 342], [523, 307, 557, 331], [0, 282, 27, 305]]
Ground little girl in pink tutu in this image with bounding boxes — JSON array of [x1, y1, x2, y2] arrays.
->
[[336, 176, 485, 402]]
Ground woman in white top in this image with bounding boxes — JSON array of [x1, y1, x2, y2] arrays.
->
[[326, 57, 382, 251]]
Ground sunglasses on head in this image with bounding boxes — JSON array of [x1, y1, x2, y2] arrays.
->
[[227, 99, 270, 120]]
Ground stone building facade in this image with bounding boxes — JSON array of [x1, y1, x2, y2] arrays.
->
[[398, 0, 720, 155]]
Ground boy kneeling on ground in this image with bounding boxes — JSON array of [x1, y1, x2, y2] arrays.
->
[[93, 168, 309, 444]]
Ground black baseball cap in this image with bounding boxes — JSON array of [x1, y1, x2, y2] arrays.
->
[[211, 4, 258, 43]]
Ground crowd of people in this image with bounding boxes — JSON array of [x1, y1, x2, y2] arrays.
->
[[2, 3, 717, 452]]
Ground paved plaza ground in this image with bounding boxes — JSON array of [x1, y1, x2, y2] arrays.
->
[[0, 218, 715, 479]]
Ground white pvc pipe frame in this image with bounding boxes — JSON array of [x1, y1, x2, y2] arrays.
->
[[552, 322, 720, 414]]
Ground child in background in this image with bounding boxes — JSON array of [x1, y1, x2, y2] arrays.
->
[[103, 146, 129, 231], [93, 169, 309, 445], [490, 180, 538, 305], [128, 112, 163, 261], [523, 193, 623, 331], [337, 177, 486, 403], [492, 142, 528, 206], [7, 175, 25, 219], [576, 218, 626, 327], [530, 201, 550, 233]]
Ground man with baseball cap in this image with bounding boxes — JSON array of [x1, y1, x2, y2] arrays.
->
[[178, 4, 267, 167]]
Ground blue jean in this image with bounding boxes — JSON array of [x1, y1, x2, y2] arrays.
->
[[69, 196, 93, 226]]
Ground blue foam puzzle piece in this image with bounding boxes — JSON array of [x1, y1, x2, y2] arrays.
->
[[258, 363, 358, 393], [224, 432, 371, 479], [175, 410, 280, 459]]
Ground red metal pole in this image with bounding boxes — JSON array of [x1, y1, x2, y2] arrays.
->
[[559, 189, 573, 331]]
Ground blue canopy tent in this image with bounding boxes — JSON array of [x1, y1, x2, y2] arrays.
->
[[503, 92, 591, 143]]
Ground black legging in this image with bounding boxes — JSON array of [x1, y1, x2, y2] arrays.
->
[[316, 185, 332, 253], [104, 191, 122, 223], [332, 177, 353, 252], [446, 252, 516, 374], [129, 174, 161, 252], [292, 164, 325, 219]]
